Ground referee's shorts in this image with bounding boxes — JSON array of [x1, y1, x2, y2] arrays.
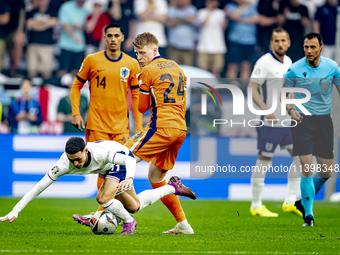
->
[[291, 114, 334, 159]]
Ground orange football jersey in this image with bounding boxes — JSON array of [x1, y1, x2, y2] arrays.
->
[[139, 57, 187, 131], [71, 51, 142, 134]]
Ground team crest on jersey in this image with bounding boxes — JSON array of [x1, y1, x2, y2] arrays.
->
[[321, 82, 330, 92], [120, 67, 130, 80], [255, 68, 260, 75], [51, 166, 59, 174], [320, 78, 330, 93]]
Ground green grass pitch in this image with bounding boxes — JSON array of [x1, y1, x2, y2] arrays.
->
[[0, 198, 339, 254]]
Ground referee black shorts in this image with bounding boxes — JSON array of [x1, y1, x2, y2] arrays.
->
[[291, 114, 334, 159]]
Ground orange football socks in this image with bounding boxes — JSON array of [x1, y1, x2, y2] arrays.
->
[[151, 179, 186, 223]]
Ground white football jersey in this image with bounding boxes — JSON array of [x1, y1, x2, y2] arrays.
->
[[250, 52, 292, 127], [48, 141, 130, 181]]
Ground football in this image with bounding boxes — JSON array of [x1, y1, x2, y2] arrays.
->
[[90, 211, 118, 235]]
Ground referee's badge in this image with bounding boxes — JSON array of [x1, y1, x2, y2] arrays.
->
[[321, 81, 330, 93]]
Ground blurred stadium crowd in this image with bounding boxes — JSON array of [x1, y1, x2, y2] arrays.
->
[[0, 0, 338, 134]]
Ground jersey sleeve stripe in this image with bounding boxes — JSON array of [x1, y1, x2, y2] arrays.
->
[[47, 173, 55, 181], [151, 87, 157, 105], [112, 152, 116, 163], [140, 88, 150, 95], [130, 85, 139, 90], [77, 75, 86, 83]]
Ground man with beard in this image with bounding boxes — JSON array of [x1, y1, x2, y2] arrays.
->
[[247, 28, 302, 217]]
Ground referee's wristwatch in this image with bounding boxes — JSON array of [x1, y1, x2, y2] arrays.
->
[[287, 108, 294, 116]]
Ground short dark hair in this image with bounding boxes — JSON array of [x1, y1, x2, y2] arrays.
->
[[270, 27, 290, 41], [20, 79, 32, 88], [104, 24, 124, 34], [304, 33, 323, 46], [65, 137, 86, 154]]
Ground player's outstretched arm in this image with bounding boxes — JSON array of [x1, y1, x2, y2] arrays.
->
[[0, 211, 18, 223], [0, 174, 55, 223]]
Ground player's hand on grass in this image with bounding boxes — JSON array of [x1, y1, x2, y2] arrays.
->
[[290, 109, 303, 124], [118, 178, 133, 192], [72, 115, 85, 131], [0, 211, 18, 223]]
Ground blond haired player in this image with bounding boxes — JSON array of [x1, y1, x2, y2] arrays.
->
[[123, 32, 193, 234], [71, 24, 143, 225]]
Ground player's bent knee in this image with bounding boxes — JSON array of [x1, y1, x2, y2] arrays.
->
[[96, 194, 104, 205], [123, 200, 140, 214], [125, 206, 139, 214], [96, 193, 112, 205]]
